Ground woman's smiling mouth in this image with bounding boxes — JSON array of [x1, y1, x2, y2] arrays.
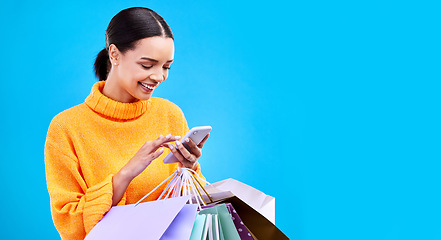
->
[[139, 82, 157, 91]]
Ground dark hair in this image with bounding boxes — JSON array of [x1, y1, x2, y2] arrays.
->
[[94, 7, 174, 81]]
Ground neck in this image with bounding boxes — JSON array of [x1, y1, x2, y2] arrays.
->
[[103, 71, 138, 103]]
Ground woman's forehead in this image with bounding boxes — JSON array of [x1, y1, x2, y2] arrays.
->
[[130, 37, 174, 60]]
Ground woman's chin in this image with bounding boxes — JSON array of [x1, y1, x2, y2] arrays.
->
[[135, 92, 153, 101]]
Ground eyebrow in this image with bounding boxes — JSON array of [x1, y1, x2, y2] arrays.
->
[[140, 57, 174, 63]]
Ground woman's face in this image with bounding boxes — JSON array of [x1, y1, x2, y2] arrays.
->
[[105, 36, 174, 103]]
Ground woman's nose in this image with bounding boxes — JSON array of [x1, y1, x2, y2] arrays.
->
[[149, 69, 165, 82]]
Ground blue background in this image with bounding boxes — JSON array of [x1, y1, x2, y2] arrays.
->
[[0, 0, 440, 239]]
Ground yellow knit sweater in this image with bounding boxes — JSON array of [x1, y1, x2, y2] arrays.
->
[[45, 81, 203, 240]]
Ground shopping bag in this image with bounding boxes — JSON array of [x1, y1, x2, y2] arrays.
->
[[190, 203, 246, 240], [197, 204, 241, 240], [201, 179, 289, 240], [189, 214, 207, 240], [225, 203, 254, 240], [159, 200, 200, 240], [205, 178, 275, 224], [190, 202, 257, 240], [85, 195, 198, 240], [218, 196, 288, 240]]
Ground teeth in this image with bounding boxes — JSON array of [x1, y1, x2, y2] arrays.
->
[[140, 82, 155, 90]]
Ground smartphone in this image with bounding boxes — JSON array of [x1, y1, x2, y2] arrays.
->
[[163, 126, 212, 164]]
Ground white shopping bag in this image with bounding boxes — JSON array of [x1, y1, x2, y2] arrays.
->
[[204, 178, 276, 224]]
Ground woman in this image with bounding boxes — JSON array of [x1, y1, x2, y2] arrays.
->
[[44, 7, 209, 240]]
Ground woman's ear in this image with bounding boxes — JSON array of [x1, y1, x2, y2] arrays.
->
[[108, 44, 120, 66]]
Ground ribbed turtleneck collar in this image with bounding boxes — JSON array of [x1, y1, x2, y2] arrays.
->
[[85, 81, 150, 120]]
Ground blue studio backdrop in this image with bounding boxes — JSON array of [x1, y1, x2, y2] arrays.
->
[[0, 0, 440, 239]]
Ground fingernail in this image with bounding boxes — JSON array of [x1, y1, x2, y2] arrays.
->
[[176, 141, 181, 146], [159, 134, 164, 138], [166, 134, 171, 139], [175, 136, 181, 140], [185, 138, 190, 143]]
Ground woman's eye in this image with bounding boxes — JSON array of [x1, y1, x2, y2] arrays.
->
[[141, 65, 152, 69], [163, 66, 171, 70]]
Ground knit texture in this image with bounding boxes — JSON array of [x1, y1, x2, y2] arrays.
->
[[45, 81, 203, 240]]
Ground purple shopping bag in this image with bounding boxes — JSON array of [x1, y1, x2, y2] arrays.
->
[[85, 196, 198, 240], [225, 203, 254, 239]]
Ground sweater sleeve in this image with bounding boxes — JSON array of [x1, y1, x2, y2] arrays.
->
[[44, 119, 115, 240]]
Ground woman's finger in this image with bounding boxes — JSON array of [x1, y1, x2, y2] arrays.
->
[[168, 142, 195, 168], [183, 138, 201, 158], [167, 143, 187, 163], [149, 148, 164, 160], [175, 141, 194, 161], [147, 134, 181, 153]]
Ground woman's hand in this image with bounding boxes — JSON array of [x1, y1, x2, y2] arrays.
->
[[112, 134, 180, 205], [167, 133, 210, 170], [123, 134, 181, 179]]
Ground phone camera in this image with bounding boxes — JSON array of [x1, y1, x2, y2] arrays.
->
[[193, 131, 198, 135]]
